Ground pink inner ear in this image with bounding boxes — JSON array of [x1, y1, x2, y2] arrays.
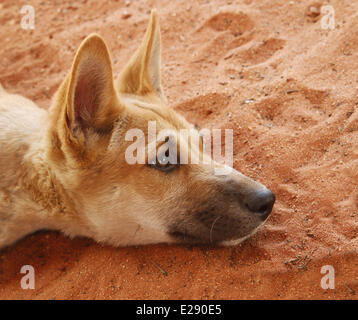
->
[[73, 61, 103, 128]]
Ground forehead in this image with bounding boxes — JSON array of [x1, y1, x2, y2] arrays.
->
[[119, 93, 194, 131]]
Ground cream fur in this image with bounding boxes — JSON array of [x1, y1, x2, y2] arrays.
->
[[0, 10, 273, 249]]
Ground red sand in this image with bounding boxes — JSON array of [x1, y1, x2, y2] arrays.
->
[[0, 0, 357, 299]]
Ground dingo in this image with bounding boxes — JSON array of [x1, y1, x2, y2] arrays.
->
[[0, 10, 274, 249]]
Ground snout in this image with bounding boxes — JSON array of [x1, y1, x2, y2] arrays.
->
[[168, 168, 276, 245], [243, 188, 275, 221]]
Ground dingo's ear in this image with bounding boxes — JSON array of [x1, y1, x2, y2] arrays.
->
[[65, 34, 119, 135], [118, 9, 166, 102]]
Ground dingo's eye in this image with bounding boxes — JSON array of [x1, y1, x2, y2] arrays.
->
[[150, 161, 178, 172], [149, 149, 178, 172]]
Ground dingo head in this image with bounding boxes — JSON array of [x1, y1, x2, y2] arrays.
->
[[47, 10, 275, 246]]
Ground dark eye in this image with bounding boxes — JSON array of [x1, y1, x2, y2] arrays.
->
[[149, 150, 178, 172], [150, 161, 178, 172]]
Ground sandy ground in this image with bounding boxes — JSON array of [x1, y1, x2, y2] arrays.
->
[[0, 0, 358, 300]]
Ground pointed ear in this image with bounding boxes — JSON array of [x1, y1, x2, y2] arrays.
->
[[118, 9, 166, 102], [66, 34, 119, 134]]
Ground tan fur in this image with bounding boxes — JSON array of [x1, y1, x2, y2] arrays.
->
[[0, 10, 274, 249]]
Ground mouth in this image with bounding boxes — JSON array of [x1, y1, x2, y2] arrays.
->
[[169, 224, 260, 245], [169, 230, 205, 244], [168, 211, 268, 245], [169, 228, 260, 246], [220, 224, 263, 246]]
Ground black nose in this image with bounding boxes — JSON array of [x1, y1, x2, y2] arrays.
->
[[245, 189, 275, 220]]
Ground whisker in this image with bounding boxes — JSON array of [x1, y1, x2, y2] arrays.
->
[[131, 224, 141, 241], [210, 216, 221, 244]]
